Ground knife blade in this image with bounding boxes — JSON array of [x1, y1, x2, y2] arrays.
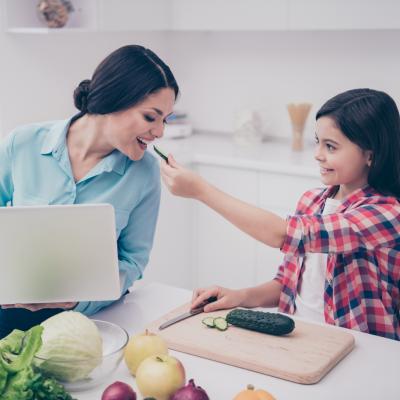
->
[[159, 296, 218, 330]]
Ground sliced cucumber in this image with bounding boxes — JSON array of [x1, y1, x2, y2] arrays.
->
[[153, 145, 168, 162], [214, 317, 228, 331], [202, 316, 215, 328]]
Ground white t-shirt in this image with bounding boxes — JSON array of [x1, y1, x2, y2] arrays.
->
[[295, 197, 341, 322]]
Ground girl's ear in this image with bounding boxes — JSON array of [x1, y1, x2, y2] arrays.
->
[[366, 150, 373, 167]]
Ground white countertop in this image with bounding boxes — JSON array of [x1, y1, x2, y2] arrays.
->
[[157, 133, 320, 177], [77, 283, 398, 400]]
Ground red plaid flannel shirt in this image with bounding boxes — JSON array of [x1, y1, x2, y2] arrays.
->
[[275, 185, 400, 340]]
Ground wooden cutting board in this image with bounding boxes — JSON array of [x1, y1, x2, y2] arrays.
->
[[146, 304, 355, 384]]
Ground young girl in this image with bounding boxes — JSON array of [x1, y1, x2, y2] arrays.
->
[[0, 45, 179, 338], [161, 89, 400, 340]]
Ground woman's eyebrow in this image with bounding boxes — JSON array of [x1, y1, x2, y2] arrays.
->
[[150, 108, 173, 118]]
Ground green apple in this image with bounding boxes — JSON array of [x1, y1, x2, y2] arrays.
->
[[136, 354, 186, 400], [124, 330, 168, 376]]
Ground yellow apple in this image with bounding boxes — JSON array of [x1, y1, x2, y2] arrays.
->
[[124, 330, 168, 376], [136, 354, 186, 400]]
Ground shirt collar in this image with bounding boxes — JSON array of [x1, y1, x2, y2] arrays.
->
[[40, 119, 71, 155], [321, 185, 378, 209], [40, 118, 128, 176]]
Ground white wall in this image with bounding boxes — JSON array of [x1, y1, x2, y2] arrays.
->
[[1, 24, 400, 145], [0, 29, 168, 135], [166, 30, 400, 142]]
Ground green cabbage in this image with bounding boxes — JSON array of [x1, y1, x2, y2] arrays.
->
[[34, 311, 102, 382]]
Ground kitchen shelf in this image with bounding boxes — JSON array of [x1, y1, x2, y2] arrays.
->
[[3, 0, 400, 34], [3, 0, 98, 33]]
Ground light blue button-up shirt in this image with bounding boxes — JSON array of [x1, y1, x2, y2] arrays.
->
[[0, 119, 161, 315]]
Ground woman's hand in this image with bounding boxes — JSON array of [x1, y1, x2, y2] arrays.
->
[[1, 302, 77, 311], [191, 286, 247, 312], [160, 155, 208, 200]]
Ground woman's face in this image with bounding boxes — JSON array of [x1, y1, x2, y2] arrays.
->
[[103, 88, 175, 161], [314, 116, 372, 197]]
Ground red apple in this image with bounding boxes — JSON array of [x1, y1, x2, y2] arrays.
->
[[124, 330, 168, 376], [135, 354, 186, 400]]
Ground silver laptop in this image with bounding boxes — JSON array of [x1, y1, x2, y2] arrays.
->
[[0, 204, 121, 304]]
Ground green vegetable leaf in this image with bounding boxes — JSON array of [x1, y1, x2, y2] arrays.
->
[[1, 366, 35, 400], [0, 326, 43, 373]]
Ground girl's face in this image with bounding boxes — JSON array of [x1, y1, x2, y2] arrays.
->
[[314, 116, 372, 198], [102, 88, 175, 161]]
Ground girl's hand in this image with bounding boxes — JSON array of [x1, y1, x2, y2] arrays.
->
[[1, 302, 77, 311], [191, 286, 247, 312], [160, 155, 208, 200]]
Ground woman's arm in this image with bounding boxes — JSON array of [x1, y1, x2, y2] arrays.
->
[[161, 156, 287, 248]]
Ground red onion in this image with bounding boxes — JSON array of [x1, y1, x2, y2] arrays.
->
[[170, 379, 210, 400], [101, 381, 136, 400]]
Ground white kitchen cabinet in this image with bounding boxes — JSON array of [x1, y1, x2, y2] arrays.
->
[[5, 0, 399, 33], [171, 0, 287, 31], [98, 0, 171, 31], [255, 172, 321, 283], [140, 182, 194, 290], [192, 164, 259, 289], [288, 0, 400, 31]]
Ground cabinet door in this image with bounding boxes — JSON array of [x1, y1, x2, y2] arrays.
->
[[142, 181, 194, 290], [193, 164, 259, 289], [288, 0, 400, 30], [98, 0, 171, 31], [171, 0, 287, 31], [256, 173, 321, 283]]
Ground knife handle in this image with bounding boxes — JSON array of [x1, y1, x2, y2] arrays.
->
[[193, 296, 218, 310]]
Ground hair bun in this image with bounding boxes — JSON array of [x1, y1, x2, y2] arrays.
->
[[73, 79, 91, 112]]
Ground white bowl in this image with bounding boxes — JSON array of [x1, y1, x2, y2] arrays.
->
[[34, 319, 129, 392]]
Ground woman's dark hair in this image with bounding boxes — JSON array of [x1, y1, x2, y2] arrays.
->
[[316, 88, 400, 198], [73, 45, 179, 115]]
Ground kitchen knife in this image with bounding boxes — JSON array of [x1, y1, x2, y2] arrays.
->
[[159, 296, 218, 330]]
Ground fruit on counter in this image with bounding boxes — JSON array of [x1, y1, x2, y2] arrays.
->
[[101, 381, 136, 400], [34, 311, 102, 382], [124, 330, 168, 376], [136, 354, 186, 400], [170, 378, 210, 400], [226, 309, 295, 336], [233, 384, 276, 400]]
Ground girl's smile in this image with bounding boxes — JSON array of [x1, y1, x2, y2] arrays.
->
[[314, 116, 372, 199]]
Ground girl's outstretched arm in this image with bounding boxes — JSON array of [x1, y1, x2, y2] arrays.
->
[[161, 155, 287, 248]]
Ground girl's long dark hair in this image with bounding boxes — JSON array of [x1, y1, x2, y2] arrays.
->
[[316, 88, 400, 198], [73, 45, 179, 115]]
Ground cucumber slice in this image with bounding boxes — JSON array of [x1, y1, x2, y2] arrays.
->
[[153, 145, 168, 162], [202, 317, 215, 328], [214, 317, 228, 331]]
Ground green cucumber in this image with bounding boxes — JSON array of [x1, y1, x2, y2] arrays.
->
[[153, 145, 168, 162], [213, 317, 228, 331], [202, 317, 215, 328], [226, 309, 295, 336]]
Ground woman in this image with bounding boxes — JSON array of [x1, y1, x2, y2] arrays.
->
[[0, 45, 179, 338]]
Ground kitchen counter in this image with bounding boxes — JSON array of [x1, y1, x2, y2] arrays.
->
[[158, 133, 320, 177], [78, 283, 398, 400]]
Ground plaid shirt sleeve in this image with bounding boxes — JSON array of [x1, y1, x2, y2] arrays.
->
[[282, 203, 400, 256]]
